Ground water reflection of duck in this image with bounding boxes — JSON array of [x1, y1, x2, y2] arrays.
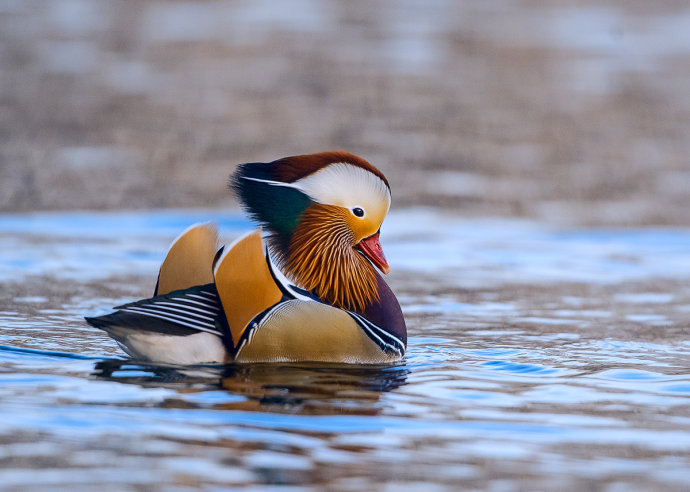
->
[[86, 152, 406, 365], [93, 359, 409, 414]]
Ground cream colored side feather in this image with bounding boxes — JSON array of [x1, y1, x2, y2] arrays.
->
[[235, 300, 398, 363]]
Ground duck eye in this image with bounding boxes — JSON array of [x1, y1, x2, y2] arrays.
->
[[352, 207, 365, 218]]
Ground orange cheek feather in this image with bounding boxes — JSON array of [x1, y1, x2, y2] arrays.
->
[[284, 204, 380, 311]]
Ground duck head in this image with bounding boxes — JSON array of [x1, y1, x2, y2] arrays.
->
[[231, 151, 392, 312]]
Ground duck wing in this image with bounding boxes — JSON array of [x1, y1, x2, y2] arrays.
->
[[87, 221, 226, 364], [213, 228, 284, 348], [85, 284, 227, 364], [86, 225, 288, 364]]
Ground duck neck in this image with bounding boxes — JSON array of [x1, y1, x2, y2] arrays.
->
[[270, 204, 379, 312]]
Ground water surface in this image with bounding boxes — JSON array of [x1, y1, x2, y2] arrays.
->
[[1, 209, 690, 490]]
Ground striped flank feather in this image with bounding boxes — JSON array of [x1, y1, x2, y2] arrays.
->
[[87, 284, 225, 338], [348, 311, 405, 357]]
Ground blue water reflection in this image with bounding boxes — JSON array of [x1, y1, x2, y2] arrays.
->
[[2, 209, 690, 489]]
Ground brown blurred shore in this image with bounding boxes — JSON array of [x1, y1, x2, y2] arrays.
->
[[1, 0, 689, 226]]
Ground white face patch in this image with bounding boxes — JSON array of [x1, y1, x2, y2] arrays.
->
[[292, 163, 391, 218]]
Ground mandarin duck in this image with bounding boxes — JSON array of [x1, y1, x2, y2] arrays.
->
[[86, 151, 406, 364]]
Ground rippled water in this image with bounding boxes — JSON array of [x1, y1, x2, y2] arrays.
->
[[1, 209, 690, 490]]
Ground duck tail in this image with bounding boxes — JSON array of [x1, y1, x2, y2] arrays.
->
[[85, 284, 228, 364]]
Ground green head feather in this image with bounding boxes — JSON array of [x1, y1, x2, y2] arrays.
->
[[230, 162, 312, 251]]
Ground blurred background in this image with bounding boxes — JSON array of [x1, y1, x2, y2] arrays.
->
[[1, 0, 689, 226]]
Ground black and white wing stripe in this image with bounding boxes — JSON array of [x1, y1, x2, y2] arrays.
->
[[264, 245, 321, 302], [115, 286, 222, 335], [348, 311, 406, 357], [87, 284, 225, 337]]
